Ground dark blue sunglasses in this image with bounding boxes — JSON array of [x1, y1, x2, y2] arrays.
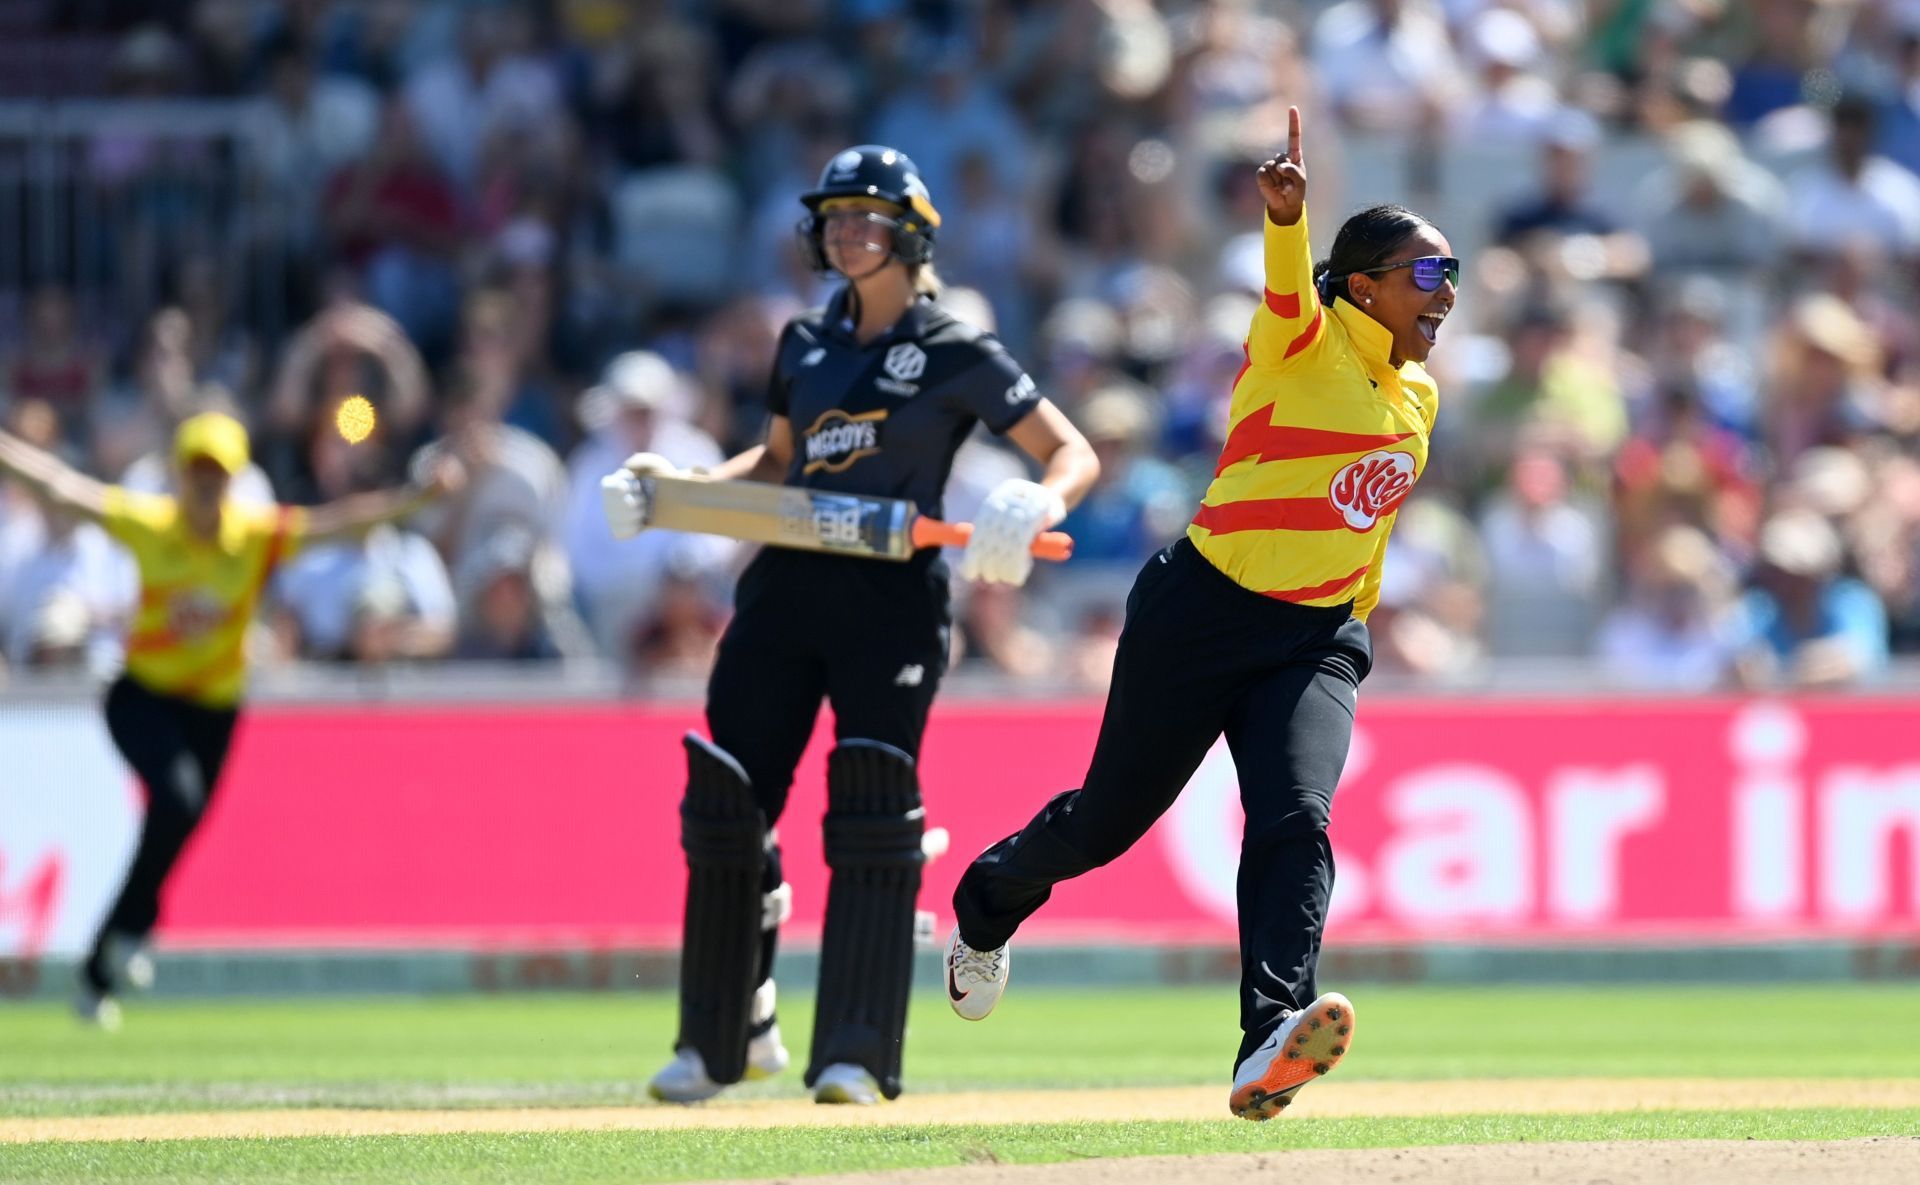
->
[[1359, 255, 1460, 292]]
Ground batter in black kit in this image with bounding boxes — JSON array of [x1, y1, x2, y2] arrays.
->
[[602, 145, 1098, 1106]]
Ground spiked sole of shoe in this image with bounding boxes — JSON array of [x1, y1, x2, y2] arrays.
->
[[1229, 993, 1355, 1121]]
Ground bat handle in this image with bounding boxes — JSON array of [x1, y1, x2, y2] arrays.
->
[[910, 518, 1075, 561], [1031, 530, 1075, 561]]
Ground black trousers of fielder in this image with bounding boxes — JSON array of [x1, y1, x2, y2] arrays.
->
[[85, 675, 240, 994], [694, 546, 948, 1091], [953, 537, 1370, 1069]]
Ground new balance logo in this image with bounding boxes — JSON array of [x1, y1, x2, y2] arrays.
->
[[894, 664, 925, 687]]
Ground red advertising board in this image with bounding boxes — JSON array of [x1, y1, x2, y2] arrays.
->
[[4, 697, 1917, 956]]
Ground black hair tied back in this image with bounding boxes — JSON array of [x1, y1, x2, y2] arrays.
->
[[1318, 204, 1433, 306]]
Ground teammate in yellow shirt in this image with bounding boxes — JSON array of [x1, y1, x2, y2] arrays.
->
[[0, 412, 460, 1028], [944, 108, 1458, 1120]]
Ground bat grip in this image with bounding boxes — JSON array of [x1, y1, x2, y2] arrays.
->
[[910, 518, 1075, 561]]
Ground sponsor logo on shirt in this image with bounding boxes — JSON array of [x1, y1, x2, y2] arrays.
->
[[877, 343, 926, 396], [1328, 450, 1416, 531], [884, 343, 926, 381], [802, 408, 888, 474], [166, 589, 228, 641], [1005, 373, 1037, 406]]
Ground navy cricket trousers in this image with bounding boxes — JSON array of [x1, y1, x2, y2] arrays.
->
[[953, 536, 1370, 1068], [85, 675, 239, 994]]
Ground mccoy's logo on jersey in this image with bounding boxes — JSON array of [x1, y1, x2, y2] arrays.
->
[[803, 408, 888, 474], [1328, 450, 1416, 531]]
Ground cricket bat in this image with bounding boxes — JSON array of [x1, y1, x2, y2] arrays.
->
[[632, 474, 1073, 562]]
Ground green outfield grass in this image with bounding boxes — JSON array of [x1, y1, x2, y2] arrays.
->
[[1, 985, 1917, 1183], [4, 1110, 1918, 1185], [3, 985, 1918, 1115]]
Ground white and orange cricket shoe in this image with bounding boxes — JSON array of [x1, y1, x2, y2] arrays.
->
[[1228, 991, 1355, 1121]]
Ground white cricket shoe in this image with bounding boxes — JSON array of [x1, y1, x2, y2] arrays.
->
[[646, 1027, 792, 1103], [944, 926, 1009, 1021], [744, 1022, 789, 1080], [742, 979, 788, 1079], [812, 1062, 880, 1105], [647, 1048, 720, 1103], [74, 989, 122, 1032], [103, 933, 154, 993], [1229, 991, 1355, 1120]]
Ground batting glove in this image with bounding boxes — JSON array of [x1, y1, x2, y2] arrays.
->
[[623, 452, 682, 478], [601, 470, 648, 540], [958, 479, 1066, 587]]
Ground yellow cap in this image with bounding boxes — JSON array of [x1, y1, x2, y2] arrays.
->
[[172, 412, 250, 476]]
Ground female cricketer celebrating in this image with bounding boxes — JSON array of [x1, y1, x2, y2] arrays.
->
[[602, 145, 1097, 1105], [944, 108, 1458, 1121], [0, 412, 459, 1028]]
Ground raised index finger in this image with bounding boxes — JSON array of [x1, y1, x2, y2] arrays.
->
[[1287, 105, 1303, 166]]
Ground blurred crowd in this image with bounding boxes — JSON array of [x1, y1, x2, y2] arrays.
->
[[3, 0, 1920, 694]]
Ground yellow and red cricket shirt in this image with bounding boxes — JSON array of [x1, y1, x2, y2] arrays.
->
[[101, 490, 307, 708], [1189, 205, 1439, 619]]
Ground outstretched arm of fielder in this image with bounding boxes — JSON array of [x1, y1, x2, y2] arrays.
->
[[305, 455, 464, 543], [0, 428, 110, 524]]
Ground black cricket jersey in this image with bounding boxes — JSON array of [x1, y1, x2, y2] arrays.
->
[[767, 289, 1043, 519]]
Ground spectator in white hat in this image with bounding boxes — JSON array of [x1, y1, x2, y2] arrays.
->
[[1735, 508, 1888, 688], [562, 351, 733, 660], [1631, 120, 1788, 285], [1452, 8, 1561, 146], [1597, 524, 1743, 691]]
